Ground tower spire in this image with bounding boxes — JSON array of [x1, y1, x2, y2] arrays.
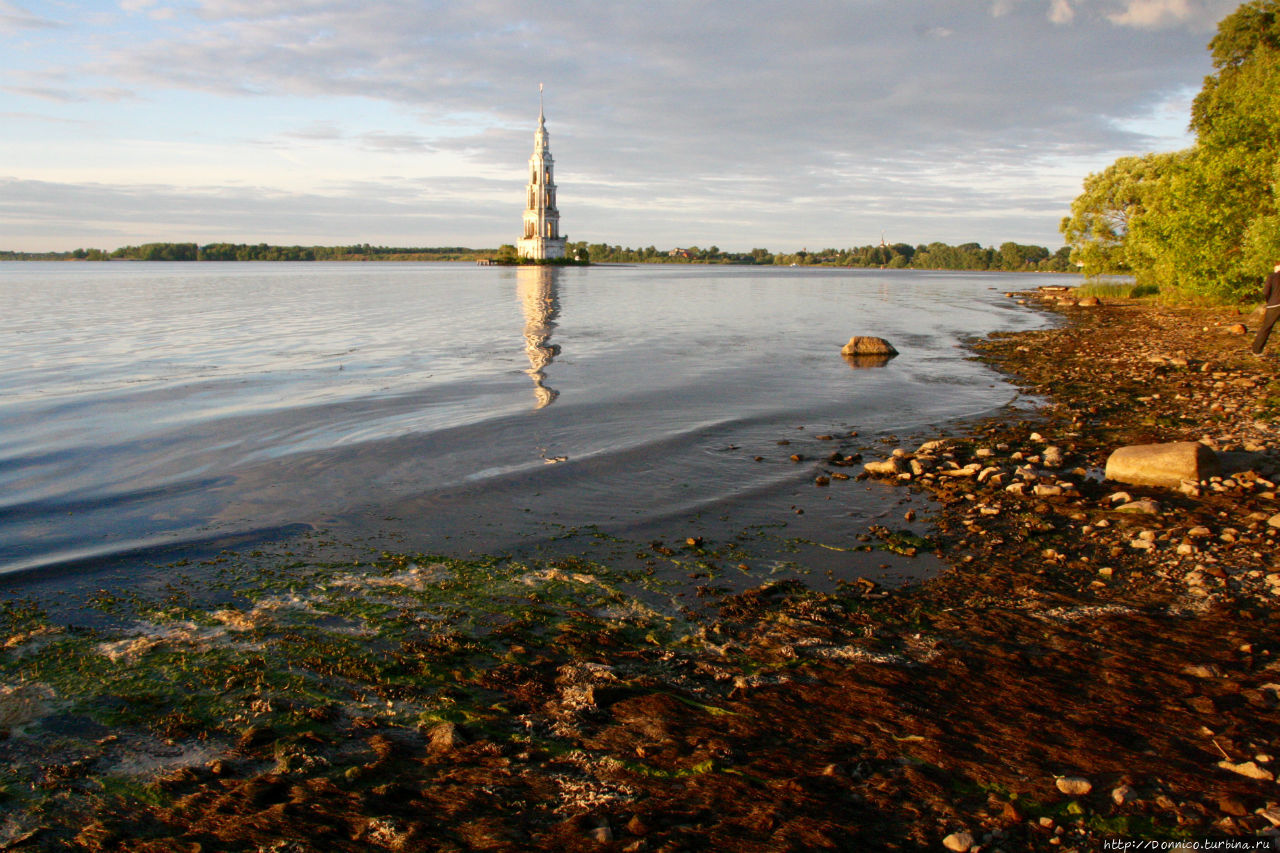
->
[[539, 82, 545, 128]]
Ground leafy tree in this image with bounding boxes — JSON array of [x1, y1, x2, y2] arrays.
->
[[1060, 153, 1179, 276], [1066, 0, 1280, 300]]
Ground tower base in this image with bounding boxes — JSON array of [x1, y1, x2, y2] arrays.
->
[[518, 237, 566, 261]]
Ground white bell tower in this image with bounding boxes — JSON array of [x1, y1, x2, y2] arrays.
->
[[517, 85, 567, 261]]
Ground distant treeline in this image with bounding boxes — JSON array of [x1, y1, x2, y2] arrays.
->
[[561, 241, 1073, 272], [2, 240, 1072, 272], [0, 243, 489, 262]]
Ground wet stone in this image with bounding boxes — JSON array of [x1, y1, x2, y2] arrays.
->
[[424, 721, 468, 752], [1055, 776, 1092, 796], [1111, 785, 1137, 805]]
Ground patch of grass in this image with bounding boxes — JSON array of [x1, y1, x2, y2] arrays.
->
[[93, 775, 169, 809], [619, 757, 719, 779], [0, 598, 49, 634], [1075, 280, 1159, 300]]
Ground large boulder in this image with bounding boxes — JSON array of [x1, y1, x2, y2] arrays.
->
[[841, 336, 898, 357], [1104, 442, 1220, 489]]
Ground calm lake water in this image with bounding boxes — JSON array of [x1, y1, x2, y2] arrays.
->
[[0, 262, 1063, 587]]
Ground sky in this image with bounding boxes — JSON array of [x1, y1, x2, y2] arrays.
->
[[0, 0, 1243, 253]]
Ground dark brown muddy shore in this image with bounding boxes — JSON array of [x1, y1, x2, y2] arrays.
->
[[3, 292, 1280, 852]]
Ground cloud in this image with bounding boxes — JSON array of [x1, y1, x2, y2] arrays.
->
[[990, 0, 1230, 29], [0, 111, 91, 126], [1104, 0, 1236, 29], [0, 0, 60, 31], [1, 85, 135, 103], [0, 0, 1245, 250], [0, 177, 514, 246], [273, 123, 437, 153], [279, 122, 346, 141]]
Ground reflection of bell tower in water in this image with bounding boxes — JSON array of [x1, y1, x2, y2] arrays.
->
[[516, 266, 561, 409]]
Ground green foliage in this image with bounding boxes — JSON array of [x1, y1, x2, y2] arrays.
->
[[1061, 152, 1181, 277], [562, 240, 1067, 271], [112, 242, 199, 261], [1067, 1, 1280, 302], [8, 239, 1071, 271], [200, 243, 316, 261], [1205, 0, 1280, 76]]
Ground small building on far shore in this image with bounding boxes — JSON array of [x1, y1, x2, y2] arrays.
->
[[517, 86, 567, 261]]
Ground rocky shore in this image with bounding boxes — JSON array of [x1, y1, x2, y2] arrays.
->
[[2, 291, 1279, 851]]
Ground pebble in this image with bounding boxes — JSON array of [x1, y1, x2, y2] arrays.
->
[[1055, 776, 1093, 796], [1217, 760, 1274, 781], [1181, 664, 1220, 678], [863, 459, 901, 476], [1111, 785, 1136, 805], [942, 831, 974, 852]]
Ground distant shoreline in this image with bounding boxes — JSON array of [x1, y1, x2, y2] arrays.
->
[[2, 238, 1077, 272], [1, 256, 1076, 274]]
